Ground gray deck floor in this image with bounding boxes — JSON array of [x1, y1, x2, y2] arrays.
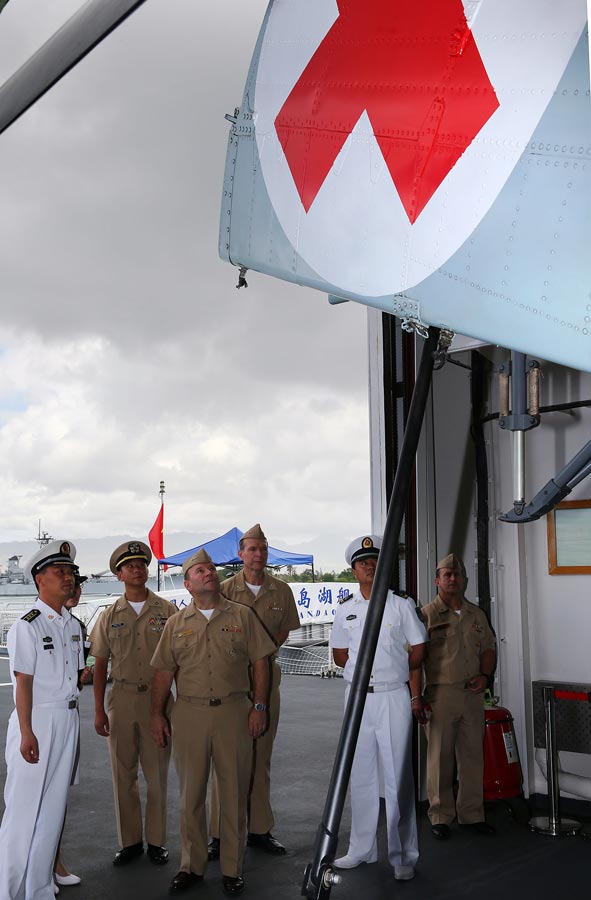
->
[[1, 663, 589, 900]]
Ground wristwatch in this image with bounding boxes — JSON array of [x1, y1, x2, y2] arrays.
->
[[253, 702, 267, 712]]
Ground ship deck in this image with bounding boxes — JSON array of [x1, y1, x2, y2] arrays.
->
[[1, 666, 589, 900]]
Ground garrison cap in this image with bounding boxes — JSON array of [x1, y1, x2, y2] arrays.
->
[[436, 553, 467, 575], [182, 548, 214, 576], [26, 540, 77, 582], [345, 534, 382, 566], [241, 523, 267, 543], [109, 540, 152, 575]]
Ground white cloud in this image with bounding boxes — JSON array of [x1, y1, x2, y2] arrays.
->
[[0, 0, 371, 570]]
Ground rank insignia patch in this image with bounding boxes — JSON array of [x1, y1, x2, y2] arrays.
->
[[22, 609, 41, 623]]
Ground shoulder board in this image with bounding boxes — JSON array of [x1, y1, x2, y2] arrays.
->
[[21, 608, 41, 623], [338, 593, 353, 605]]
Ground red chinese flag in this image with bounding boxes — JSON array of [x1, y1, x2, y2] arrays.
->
[[149, 502, 167, 571]]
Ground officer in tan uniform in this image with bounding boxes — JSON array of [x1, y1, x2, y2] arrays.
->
[[209, 523, 300, 859], [150, 548, 276, 897], [90, 540, 177, 866], [413, 553, 496, 839]]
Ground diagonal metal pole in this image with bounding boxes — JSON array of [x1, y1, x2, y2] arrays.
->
[[0, 0, 149, 136], [302, 326, 441, 900]]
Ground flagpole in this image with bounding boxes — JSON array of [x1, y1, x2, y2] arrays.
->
[[157, 480, 165, 591]]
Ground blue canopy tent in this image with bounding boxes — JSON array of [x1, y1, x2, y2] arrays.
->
[[160, 526, 314, 575]]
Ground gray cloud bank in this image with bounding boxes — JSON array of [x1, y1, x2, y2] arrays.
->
[[0, 0, 370, 570]]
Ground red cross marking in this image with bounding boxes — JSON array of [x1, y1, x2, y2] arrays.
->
[[274, 0, 499, 223]]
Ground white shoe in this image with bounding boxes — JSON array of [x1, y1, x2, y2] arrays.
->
[[334, 855, 374, 869], [55, 873, 81, 886], [394, 865, 415, 881]]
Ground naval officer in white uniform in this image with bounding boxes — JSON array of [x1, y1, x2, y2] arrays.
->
[[0, 540, 85, 900], [329, 535, 427, 881]]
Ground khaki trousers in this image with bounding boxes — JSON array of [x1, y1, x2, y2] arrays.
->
[[172, 694, 252, 877], [210, 659, 280, 838], [106, 684, 171, 847], [424, 683, 485, 825]]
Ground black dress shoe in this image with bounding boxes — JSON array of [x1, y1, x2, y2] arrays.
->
[[113, 842, 144, 865], [170, 871, 204, 892], [147, 844, 169, 865], [431, 824, 451, 840], [222, 875, 245, 895], [247, 831, 287, 855], [208, 837, 220, 861], [460, 821, 496, 835]]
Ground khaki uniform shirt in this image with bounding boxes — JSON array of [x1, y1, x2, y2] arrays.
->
[[221, 570, 300, 650], [150, 599, 276, 699], [421, 595, 496, 687], [89, 590, 177, 685]]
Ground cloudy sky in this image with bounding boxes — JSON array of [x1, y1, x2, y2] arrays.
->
[[0, 0, 370, 571]]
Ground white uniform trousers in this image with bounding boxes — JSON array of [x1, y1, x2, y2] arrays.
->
[[345, 684, 419, 868], [0, 703, 79, 900]]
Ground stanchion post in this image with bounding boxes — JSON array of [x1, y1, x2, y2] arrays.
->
[[529, 686, 581, 836]]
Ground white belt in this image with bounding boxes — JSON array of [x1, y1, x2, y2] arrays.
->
[[367, 681, 405, 693], [34, 698, 79, 710]]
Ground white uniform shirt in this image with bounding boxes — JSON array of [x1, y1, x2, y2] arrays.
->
[[7, 598, 85, 705], [330, 589, 427, 684]]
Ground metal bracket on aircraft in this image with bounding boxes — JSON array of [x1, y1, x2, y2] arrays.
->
[[433, 328, 455, 370], [394, 296, 429, 340], [499, 439, 591, 523], [226, 94, 255, 136], [236, 266, 248, 289]]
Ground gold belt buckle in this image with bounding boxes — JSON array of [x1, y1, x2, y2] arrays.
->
[[209, 698, 221, 707]]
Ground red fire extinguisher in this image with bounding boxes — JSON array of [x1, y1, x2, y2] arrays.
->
[[483, 705, 523, 801]]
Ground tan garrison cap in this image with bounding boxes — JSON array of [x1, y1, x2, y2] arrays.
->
[[436, 553, 467, 575], [26, 540, 77, 582], [345, 534, 382, 566], [182, 547, 213, 576], [109, 540, 152, 574], [241, 523, 267, 542]]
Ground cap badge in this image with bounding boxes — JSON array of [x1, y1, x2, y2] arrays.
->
[[128, 542, 141, 553], [60, 541, 71, 555], [361, 537, 374, 549]]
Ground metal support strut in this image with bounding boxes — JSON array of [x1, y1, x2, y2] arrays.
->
[[301, 327, 441, 900], [529, 686, 581, 837]]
